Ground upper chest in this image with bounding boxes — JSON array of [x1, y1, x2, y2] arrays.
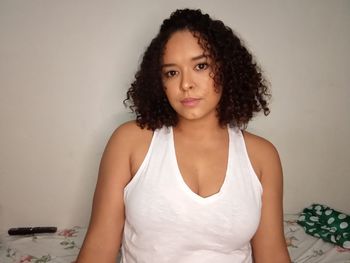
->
[[173, 130, 229, 198]]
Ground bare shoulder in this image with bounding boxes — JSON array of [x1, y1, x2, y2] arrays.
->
[[111, 120, 152, 139], [242, 130, 279, 158], [241, 130, 281, 181], [108, 120, 153, 150], [109, 120, 153, 176]]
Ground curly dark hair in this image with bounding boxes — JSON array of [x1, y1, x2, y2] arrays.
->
[[124, 8, 270, 130]]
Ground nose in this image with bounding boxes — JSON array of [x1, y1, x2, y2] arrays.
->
[[180, 70, 193, 91]]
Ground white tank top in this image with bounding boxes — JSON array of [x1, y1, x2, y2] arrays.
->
[[121, 126, 262, 263]]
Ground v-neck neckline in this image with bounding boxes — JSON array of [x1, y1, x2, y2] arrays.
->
[[170, 126, 232, 204]]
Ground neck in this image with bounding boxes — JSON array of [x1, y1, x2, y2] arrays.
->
[[173, 117, 226, 140]]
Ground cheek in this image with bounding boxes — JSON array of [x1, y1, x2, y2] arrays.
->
[[164, 83, 179, 99], [163, 88, 176, 106], [211, 89, 222, 104], [203, 79, 220, 98]]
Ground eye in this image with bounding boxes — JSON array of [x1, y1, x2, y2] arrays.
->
[[164, 70, 178, 78], [195, 63, 209, 71]]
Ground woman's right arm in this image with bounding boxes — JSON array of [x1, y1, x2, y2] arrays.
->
[[76, 123, 135, 263]]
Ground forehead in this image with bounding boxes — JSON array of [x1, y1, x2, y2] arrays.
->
[[162, 30, 207, 62]]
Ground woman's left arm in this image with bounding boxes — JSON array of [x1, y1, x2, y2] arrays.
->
[[244, 132, 291, 263]]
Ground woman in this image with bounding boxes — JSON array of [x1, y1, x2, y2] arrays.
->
[[77, 9, 291, 263]]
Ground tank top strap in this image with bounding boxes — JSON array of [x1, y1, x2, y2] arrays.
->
[[124, 126, 169, 194], [228, 127, 263, 195]]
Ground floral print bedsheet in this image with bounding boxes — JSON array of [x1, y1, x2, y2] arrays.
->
[[0, 215, 349, 263], [0, 227, 83, 263]]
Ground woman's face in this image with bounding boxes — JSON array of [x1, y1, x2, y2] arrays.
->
[[161, 30, 221, 123]]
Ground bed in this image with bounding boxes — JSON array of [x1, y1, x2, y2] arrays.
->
[[1, 214, 349, 263]]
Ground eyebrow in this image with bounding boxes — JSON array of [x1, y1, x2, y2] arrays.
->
[[161, 54, 208, 68]]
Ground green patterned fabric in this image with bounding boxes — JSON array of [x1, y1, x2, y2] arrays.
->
[[297, 204, 350, 248]]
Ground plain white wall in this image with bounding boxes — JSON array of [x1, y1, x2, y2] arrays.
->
[[0, 0, 349, 231]]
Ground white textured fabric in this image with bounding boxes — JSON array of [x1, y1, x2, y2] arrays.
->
[[121, 126, 263, 263]]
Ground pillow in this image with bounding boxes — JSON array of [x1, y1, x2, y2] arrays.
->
[[297, 204, 350, 248]]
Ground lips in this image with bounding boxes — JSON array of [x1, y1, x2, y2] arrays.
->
[[180, 97, 201, 107]]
